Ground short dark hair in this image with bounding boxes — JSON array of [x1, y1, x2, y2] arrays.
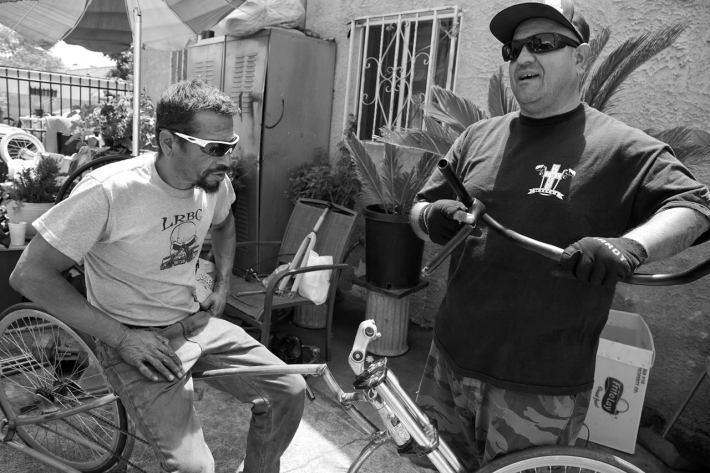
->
[[155, 79, 237, 139]]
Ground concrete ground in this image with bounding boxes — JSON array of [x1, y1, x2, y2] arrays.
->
[[0, 291, 701, 472]]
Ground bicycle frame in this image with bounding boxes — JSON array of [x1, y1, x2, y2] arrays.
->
[[1, 318, 464, 473]]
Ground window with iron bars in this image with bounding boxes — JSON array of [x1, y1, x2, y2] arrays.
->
[[344, 7, 461, 140]]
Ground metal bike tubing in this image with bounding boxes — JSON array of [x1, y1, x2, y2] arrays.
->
[[374, 376, 465, 473], [385, 370, 463, 470]]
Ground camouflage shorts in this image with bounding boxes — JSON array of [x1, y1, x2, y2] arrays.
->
[[415, 342, 591, 470]]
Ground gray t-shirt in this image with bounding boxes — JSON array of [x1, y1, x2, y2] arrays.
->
[[35, 153, 236, 326]]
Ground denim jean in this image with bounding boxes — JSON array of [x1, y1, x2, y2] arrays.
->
[[95, 312, 306, 473]]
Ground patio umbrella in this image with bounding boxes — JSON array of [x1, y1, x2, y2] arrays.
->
[[0, 0, 246, 154]]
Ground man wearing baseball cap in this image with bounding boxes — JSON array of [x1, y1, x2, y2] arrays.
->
[[410, 0, 710, 468]]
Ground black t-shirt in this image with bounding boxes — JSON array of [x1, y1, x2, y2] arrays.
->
[[417, 103, 710, 395]]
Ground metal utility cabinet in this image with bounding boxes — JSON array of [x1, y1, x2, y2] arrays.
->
[[187, 29, 336, 273]]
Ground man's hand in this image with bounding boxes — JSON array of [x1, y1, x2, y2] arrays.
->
[[420, 199, 469, 245], [199, 281, 228, 315], [114, 330, 184, 382], [558, 237, 648, 286]]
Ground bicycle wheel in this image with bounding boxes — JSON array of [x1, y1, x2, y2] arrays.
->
[[0, 303, 131, 473], [476, 445, 644, 473], [0, 130, 44, 161]]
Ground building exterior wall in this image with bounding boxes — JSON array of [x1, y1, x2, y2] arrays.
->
[[306, 0, 710, 150], [305, 0, 710, 459]]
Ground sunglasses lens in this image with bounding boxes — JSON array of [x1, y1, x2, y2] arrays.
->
[[502, 34, 577, 62], [503, 42, 523, 61], [203, 143, 231, 156], [529, 34, 556, 53]]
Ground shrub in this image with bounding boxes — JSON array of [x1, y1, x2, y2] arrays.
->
[[287, 148, 361, 209], [7, 156, 61, 203]]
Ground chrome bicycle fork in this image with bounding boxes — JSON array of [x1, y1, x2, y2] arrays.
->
[[346, 320, 466, 473]]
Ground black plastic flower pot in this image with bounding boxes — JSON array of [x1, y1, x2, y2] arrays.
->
[[362, 204, 424, 290]]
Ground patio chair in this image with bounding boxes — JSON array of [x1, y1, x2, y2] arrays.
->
[[222, 198, 358, 360]]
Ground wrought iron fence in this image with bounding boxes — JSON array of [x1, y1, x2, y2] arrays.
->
[[0, 66, 131, 141]]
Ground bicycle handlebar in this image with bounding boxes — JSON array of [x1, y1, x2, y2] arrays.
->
[[429, 159, 710, 286]]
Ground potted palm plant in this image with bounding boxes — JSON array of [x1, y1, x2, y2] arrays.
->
[[1, 155, 61, 237], [344, 131, 437, 290]]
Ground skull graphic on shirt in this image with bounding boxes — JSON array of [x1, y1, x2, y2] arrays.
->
[[160, 221, 199, 270]]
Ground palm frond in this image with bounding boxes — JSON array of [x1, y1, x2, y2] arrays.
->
[[423, 117, 462, 144], [584, 24, 687, 111], [487, 66, 519, 117], [648, 127, 710, 165], [395, 152, 438, 210], [344, 134, 388, 205], [424, 85, 488, 134], [580, 26, 611, 94], [381, 143, 403, 206], [378, 123, 454, 157]]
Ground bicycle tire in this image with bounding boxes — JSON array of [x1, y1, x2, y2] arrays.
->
[[0, 303, 131, 473], [476, 445, 644, 473], [0, 130, 45, 162]]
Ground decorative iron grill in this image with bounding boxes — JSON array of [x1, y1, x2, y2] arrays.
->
[[344, 6, 461, 140]]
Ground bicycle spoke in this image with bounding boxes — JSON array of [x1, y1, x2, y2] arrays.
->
[[0, 306, 132, 472]]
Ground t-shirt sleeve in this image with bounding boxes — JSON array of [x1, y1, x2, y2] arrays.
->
[[33, 176, 109, 264], [632, 147, 710, 223], [211, 177, 236, 225]]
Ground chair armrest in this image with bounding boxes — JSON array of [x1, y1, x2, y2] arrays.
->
[[262, 263, 350, 298]]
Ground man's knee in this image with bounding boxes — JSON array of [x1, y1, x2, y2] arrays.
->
[[278, 374, 307, 409], [163, 449, 214, 473]]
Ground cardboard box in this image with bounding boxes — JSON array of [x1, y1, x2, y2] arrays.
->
[[583, 309, 655, 454]]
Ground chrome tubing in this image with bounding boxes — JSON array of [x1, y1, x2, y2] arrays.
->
[[386, 370, 463, 469], [375, 379, 465, 473]]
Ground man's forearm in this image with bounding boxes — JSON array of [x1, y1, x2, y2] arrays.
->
[[624, 207, 710, 263], [210, 214, 237, 288], [10, 263, 128, 348]]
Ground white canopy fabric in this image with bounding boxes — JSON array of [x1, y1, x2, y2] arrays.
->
[[0, 0, 246, 52], [0, 0, 246, 154]]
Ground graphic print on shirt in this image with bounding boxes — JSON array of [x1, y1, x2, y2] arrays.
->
[[528, 164, 576, 200], [160, 211, 202, 270]]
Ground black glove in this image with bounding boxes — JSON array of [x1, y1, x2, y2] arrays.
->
[[420, 199, 468, 245], [558, 237, 648, 286]]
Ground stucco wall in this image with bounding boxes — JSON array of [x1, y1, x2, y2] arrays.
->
[[305, 0, 710, 460], [306, 0, 710, 150]]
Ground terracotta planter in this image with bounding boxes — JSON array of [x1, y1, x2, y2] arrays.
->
[[5, 201, 53, 238]]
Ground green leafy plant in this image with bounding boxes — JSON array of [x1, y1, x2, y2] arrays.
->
[[286, 148, 361, 209], [72, 91, 156, 155], [344, 132, 437, 215], [7, 155, 61, 203]]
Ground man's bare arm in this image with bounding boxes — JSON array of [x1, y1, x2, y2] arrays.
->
[[10, 236, 184, 382], [624, 207, 710, 263], [199, 209, 236, 315]]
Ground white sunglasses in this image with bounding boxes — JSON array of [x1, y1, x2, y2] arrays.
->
[[172, 131, 240, 156]]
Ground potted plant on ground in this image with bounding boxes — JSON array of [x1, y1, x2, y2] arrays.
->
[[1, 155, 61, 238], [344, 131, 437, 290]]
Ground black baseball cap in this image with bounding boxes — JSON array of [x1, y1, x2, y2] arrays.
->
[[490, 0, 590, 44]]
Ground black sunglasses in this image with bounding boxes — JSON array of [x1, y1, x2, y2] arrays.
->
[[171, 131, 240, 157], [502, 33, 580, 62]]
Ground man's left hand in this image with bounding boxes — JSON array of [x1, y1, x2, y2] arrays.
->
[[558, 237, 648, 286], [199, 281, 229, 315]]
